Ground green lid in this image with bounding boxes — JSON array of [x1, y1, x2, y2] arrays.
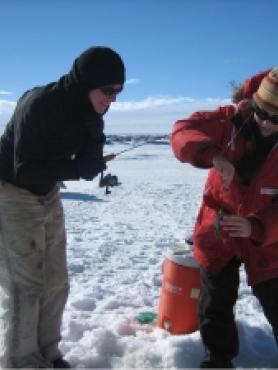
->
[[136, 311, 157, 324]]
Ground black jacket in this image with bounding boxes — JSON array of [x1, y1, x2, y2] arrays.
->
[[0, 74, 105, 195]]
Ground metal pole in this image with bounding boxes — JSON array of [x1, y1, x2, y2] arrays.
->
[[104, 141, 151, 162]]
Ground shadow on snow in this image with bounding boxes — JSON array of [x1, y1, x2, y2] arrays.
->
[[60, 191, 105, 202]]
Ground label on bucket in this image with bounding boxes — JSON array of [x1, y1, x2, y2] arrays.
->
[[190, 288, 200, 299], [163, 320, 172, 331], [165, 281, 183, 295]]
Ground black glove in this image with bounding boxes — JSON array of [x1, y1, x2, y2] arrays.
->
[[76, 153, 106, 180]]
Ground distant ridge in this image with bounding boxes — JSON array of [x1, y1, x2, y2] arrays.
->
[[106, 134, 169, 146]]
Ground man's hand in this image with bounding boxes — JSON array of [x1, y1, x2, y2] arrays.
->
[[76, 153, 106, 180], [220, 215, 252, 238], [213, 154, 235, 189]]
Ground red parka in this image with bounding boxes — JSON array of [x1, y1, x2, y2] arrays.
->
[[171, 69, 278, 286]]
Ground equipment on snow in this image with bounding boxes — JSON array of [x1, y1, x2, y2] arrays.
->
[[101, 138, 167, 193], [185, 235, 194, 245], [136, 311, 157, 324], [99, 172, 121, 194], [100, 141, 151, 194], [158, 244, 201, 334]]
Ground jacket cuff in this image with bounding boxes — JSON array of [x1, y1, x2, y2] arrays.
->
[[248, 217, 265, 246], [195, 146, 222, 167]]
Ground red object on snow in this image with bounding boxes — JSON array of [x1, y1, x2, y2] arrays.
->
[[158, 247, 201, 334]]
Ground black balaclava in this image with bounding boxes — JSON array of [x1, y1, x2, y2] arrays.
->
[[59, 46, 125, 114], [71, 46, 125, 94]]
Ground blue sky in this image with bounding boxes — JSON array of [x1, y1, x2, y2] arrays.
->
[[0, 0, 277, 133]]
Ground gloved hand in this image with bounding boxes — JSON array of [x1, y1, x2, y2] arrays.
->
[[76, 153, 106, 180]]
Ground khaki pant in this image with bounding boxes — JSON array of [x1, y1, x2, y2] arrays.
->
[[0, 182, 69, 368]]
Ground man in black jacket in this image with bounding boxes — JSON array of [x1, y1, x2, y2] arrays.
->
[[0, 46, 125, 368]]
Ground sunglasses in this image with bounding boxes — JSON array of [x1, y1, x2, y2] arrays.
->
[[253, 104, 278, 125], [100, 85, 123, 97]]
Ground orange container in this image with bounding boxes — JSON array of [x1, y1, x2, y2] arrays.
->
[[157, 247, 201, 334]]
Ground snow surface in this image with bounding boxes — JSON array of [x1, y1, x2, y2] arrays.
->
[[58, 136, 278, 368]]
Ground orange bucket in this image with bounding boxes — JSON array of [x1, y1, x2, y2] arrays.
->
[[157, 247, 201, 334]]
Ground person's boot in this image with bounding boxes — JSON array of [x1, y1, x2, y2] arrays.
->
[[200, 350, 234, 369], [52, 358, 71, 368]]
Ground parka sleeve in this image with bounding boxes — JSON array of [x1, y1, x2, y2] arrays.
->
[[170, 105, 236, 169], [13, 99, 79, 183], [249, 199, 278, 247]]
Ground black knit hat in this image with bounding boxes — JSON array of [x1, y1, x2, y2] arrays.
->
[[71, 46, 125, 92]]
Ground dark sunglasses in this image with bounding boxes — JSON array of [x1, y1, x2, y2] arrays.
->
[[253, 103, 278, 125], [100, 85, 123, 97]]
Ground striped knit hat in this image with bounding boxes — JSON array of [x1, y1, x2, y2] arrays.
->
[[253, 67, 278, 114]]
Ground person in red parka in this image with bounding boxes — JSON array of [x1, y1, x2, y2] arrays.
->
[[171, 67, 278, 368]]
